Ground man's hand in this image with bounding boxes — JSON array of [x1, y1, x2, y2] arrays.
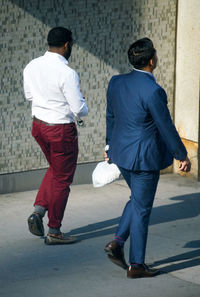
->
[[179, 156, 191, 172], [104, 151, 109, 162]]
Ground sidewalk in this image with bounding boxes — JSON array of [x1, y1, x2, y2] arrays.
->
[[0, 173, 200, 297]]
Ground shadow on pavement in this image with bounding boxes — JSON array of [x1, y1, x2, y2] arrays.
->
[[153, 247, 200, 273], [67, 217, 120, 240], [66, 193, 200, 273], [67, 192, 200, 240], [151, 193, 200, 225]]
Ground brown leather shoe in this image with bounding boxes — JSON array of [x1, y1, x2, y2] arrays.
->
[[104, 240, 128, 269], [127, 264, 160, 278], [44, 233, 77, 245]]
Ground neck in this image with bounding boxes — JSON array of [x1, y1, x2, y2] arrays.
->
[[49, 47, 65, 57], [140, 65, 153, 73]]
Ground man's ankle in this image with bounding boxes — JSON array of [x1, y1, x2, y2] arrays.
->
[[34, 205, 46, 217], [48, 227, 61, 235]]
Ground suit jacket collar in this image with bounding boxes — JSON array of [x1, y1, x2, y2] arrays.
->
[[132, 68, 156, 81]]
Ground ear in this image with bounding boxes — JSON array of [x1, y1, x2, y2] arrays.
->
[[63, 42, 69, 49], [149, 58, 153, 67]]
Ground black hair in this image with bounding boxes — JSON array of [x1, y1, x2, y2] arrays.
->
[[128, 37, 156, 69], [47, 27, 73, 47]]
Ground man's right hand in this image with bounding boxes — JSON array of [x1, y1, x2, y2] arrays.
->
[[179, 156, 191, 172], [104, 151, 110, 162]]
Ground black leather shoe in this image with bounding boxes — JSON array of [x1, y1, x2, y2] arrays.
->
[[127, 264, 160, 278], [104, 240, 128, 269], [27, 213, 44, 236]]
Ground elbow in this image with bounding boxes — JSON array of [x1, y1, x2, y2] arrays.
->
[[25, 96, 33, 101]]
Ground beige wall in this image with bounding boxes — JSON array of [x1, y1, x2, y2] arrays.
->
[[175, 0, 200, 178]]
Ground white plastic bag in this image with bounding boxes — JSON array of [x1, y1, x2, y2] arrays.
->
[[92, 161, 121, 187]]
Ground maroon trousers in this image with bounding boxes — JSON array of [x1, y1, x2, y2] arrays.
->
[[32, 120, 78, 229]]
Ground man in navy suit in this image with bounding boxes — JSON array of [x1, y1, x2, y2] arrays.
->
[[104, 38, 191, 278]]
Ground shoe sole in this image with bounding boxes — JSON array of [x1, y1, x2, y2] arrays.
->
[[127, 271, 160, 278], [27, 215, 44, 237], [127, 267, 160, 278], [44, 236, 77, 245]]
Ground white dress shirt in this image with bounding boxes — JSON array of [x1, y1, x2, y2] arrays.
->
[[23, 51, 88, 123]]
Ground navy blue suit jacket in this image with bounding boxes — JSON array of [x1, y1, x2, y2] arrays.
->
[[106, 69, 187, 171]]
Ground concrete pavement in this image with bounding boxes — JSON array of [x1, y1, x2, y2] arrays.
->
[[0, 173, 200, 297]]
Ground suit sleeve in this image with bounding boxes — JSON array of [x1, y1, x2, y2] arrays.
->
[[147, 87, 187, 160], [106, 78, 115, 148]]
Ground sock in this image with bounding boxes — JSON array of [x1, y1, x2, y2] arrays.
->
[[48, 227, 61, 235], [34, 205, 46, 217], [114, 235, 125, 246], [130, 263, 143, 267]]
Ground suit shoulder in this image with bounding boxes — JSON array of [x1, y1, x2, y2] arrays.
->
[[145, 79, 166, 96], [108, 72, 130, 85], [109, 73, 122, 82], [152, 82, 167, 97], [146, 83, 167, 108]]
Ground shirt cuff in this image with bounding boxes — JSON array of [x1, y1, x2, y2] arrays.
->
[[105, 145, 109, 152]]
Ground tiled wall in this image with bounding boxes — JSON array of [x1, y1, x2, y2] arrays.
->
[[0, 0, 177, 174]]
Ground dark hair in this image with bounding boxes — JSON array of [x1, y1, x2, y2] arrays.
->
[[47, 27, 73, 47], [128, 38, 156, 69]]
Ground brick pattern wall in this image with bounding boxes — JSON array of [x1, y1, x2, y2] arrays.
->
[[0, 0, 177, 174]]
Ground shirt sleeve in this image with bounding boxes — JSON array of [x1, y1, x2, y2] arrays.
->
[[23, 69, 33, 101], [147, 87, 187, 160], [61, 70, 88, 117]]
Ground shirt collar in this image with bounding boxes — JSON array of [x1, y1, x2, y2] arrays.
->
[[44, 51, 69, 64], [133, 68, 155, 80]]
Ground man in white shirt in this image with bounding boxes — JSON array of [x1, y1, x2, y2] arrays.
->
[[23, 27, 88, 245]]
